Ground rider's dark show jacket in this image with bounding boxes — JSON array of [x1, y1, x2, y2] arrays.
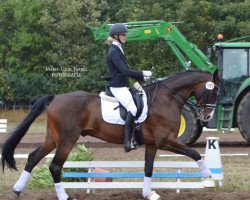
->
[[106, 44, 144, 87]]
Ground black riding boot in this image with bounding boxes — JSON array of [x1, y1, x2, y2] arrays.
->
[[124, 111, 136, 153]]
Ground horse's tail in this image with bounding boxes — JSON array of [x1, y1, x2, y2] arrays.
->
[[1, 94, 55, 172]]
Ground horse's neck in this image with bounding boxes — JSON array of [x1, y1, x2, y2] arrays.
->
[[162, 72, 208, 104], [169, 74, 199, 96], [146, 72, 208, 108]]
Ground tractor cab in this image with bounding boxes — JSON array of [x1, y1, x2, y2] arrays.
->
[[213, 36, 250, 131]]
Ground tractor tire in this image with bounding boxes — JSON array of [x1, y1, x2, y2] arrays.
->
[[177, 108, 203, 145], [237, 92, 250, 142], [185, 120, 203, 145]]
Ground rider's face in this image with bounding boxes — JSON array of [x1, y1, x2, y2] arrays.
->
[[119, 34, 127, 43], [114, 34, 126, 44]]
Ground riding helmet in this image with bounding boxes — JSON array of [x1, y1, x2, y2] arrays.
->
[[109, 23, 128, 36]]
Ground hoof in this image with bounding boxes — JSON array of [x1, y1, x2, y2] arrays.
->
[[146, 191, 160, 200], [202, 177, 215, 188], [9, 190, 20, 200], [67, 197, 77, 200]]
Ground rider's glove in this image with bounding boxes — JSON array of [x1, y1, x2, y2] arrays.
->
[[142, 71, 152, 79]]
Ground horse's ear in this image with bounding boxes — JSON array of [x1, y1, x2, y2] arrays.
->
[[212, 68, 221, 83]]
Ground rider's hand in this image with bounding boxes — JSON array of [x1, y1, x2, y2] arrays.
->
[[142, 71, 152, 77]]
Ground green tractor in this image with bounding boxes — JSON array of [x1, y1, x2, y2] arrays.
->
[[90, 20, 250, 144]]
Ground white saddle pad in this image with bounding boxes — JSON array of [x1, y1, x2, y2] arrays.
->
[[99, 89, 148, 125]]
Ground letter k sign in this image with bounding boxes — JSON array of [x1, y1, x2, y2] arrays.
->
[[208, 140, 216, 149]]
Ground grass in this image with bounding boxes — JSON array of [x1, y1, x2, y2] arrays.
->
[[0, 159, 31, 192], [0, 109, 47, 134], [6, 122, 46, 134], [0, 108, 47, 123], [221, 156, 250, 191]]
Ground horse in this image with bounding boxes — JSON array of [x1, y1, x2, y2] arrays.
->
[[1, 69, 220, 200]]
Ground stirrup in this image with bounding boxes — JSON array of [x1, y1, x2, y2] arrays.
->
[[131, 138, 138, 148], [124, 143, 137, 153]]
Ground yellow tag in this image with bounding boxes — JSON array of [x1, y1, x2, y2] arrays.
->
[[166, 27, 172, 32], [144, 30, 151, 34]]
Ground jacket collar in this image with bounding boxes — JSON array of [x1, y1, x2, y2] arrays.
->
[[111, 44, 126, 61]]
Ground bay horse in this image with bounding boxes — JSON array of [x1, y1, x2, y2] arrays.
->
[[1, 69, 220, 200]]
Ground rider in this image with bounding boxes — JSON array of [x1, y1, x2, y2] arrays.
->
[[106, 23, 152, 152]]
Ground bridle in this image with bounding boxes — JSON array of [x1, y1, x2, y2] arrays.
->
[[187, 81, 219, 121], [145, 77, 219, 121]]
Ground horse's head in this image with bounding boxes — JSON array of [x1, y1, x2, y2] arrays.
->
[[193, 69, 220, 122]]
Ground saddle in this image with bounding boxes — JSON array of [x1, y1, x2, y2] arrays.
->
[[104, 84, 144, 121]]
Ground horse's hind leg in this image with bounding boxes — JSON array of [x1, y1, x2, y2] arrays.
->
[[143, 145, 160, 200], [49, 139, 78, 200], [160, 138, 211, 178], [12, 131, 56, 197]]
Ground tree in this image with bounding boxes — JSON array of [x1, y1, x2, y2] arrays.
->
[[0, 0, 108, 106], [39, 0, 108, 93], [1, 0, 250, 106], [0, 0, 50, 104]]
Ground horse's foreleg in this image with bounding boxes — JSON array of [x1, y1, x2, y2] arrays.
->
[[12, 133, 56, 198], [160, 138, 211, 178], [143, 144, 160, 200]]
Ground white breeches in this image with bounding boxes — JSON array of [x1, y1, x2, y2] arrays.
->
[[110, 87, 137, 116]]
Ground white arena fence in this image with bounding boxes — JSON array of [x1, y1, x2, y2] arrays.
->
[[60, 137, 241, 193], [0, 119, 7, 133], [62, 160, 222, 193]]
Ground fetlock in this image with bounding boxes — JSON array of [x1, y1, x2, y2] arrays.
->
[[197, 159, 211, 178]]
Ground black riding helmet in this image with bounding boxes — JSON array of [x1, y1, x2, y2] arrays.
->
[[109, 23, 128, 36]]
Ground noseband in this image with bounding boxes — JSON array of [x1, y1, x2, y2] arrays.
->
[[187, 81, 219, 120]]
